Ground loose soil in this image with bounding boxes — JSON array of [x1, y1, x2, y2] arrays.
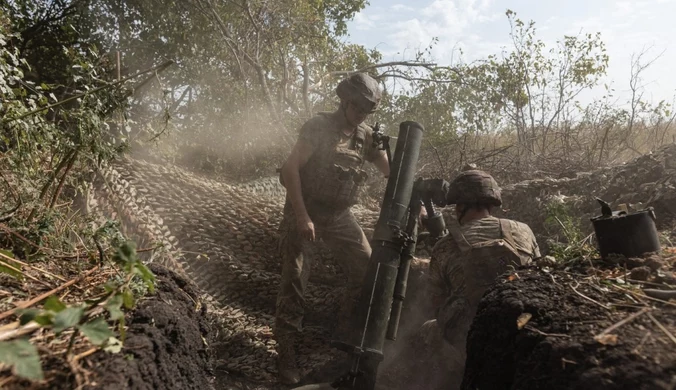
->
[[84, 265, 216, 390], [463, 267, 676, 390]]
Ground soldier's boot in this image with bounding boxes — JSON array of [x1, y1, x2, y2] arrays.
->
[[276, 334, 301, 385]]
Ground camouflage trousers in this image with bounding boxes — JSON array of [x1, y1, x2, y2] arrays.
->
[[274, 204, 371, 338]]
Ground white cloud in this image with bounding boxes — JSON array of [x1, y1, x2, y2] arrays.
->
[[353, 11, 377, 31], [391, 4, 416, 12], [346, 0, 676, 102], [384, 0, 500, 63]]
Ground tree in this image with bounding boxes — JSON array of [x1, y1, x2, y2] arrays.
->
[[80, 0, 384, 177]]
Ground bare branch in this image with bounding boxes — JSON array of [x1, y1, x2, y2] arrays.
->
[[302, 60, 311, 115], [197, 0, 283, 126], [374, 71, 461, 84], [310, 61, 456, 89]]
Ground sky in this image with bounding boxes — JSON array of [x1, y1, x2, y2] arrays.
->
[[344, 0, 676, 106]]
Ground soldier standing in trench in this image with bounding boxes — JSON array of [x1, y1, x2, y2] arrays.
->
[[275, 73, 391, 385]]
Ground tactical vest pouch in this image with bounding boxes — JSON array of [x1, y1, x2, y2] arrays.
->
[[299, 122, 368, 210], [306, 164, 368, 210], [446, 221, 523, 309]]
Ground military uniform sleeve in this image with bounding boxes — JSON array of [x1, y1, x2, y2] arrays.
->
[[428, 236, 457, 299], [531, 233, 542, 259], [431, 236, 474, 346], [518, 222, 541, 259], [506, 220, 542, 260], [427, 251, 446, 300], [297, 116, 324, 150]]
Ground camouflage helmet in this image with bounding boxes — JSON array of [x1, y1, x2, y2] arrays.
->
[[446, 170, 502, 207], [336, 72, 382, 112]]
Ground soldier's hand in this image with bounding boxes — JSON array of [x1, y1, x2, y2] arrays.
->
[[297, 215, 316, 241], [418, 204, 428, 225]]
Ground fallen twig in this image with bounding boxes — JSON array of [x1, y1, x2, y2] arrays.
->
[[646, 312, 676, 346], [593, 307, 651, 341], [0, 223, 47, 252], [54, 245, 159, 260], [0, 201, 20, 223], [610, 284, 676, 309], [626, 279, 676, 288], [0, 258, 52, 288], [561, 358, 578, 369], [570, 282, 611, 310], [0, 266, 100, 322], [554, 216, 572, 240], [0, 251, 66, 282], [0, 321, 41, 342], [548, 272, 560, 286], [632, 331, 652, 355], [49, 148, 80, 209], [72, 347, 98, 363]]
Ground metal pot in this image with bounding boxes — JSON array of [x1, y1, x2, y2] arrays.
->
[[591, 203, 661, 258]]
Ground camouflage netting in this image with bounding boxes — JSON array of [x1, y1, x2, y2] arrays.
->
[[81, 143, 676, 388], [85, 155, 381, 387]]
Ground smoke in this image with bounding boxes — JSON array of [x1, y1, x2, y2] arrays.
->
[[125, 66, 301, 181], [373, 264, 461, 390]]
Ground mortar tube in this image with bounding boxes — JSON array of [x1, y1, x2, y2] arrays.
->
[[386, 185, 422, 341], [340, 121, 424, 390]]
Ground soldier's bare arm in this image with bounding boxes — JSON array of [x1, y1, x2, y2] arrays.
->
[[371, 149, 390, 177], [281, 140, 316, 241]]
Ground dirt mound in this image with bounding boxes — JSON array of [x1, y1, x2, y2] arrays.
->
[[462, 267, 676, 390], [494, 143, 676, 246], [85, 265, 216, 390]]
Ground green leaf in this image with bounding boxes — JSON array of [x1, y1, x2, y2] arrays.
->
[[113, 241, 138, 265], [44, 296, 66, 313], [122, 289, 135, 310], [53, 306, 84, 333], [0, 339, 44, 381], [133, 263, 156, 293], [0, 250, 23, 280], [18, 309, 41, 326], [78, 317, 113, 346], [118, 317, 126, 342], [33, 313, 54, 326], [105, 295, 124, 321], [18, 309, 54, 327], [102, 282, 116, 293]]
